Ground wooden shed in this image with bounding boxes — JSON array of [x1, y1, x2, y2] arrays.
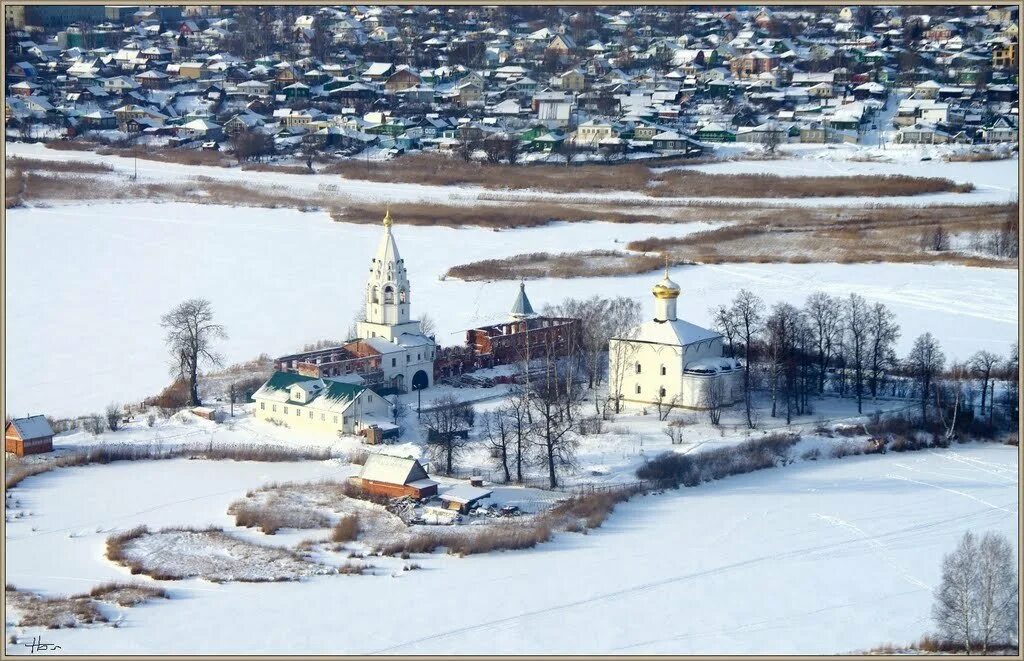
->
[[439, 485, 493, 514], [5, 415, 54, 456], [357, 454, 438, 499]]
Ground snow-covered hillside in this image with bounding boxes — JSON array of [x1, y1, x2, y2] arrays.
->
[[4, 444, 1017, 654], [5, 201, 1017, 417]]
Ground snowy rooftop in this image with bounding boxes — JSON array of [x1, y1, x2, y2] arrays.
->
[[7, 415, 54, 440], [628, 318, 722, 348]]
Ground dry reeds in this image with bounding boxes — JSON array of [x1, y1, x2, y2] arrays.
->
[[228, 498, 331, 535], [5, 442, 337, 490], [329, 515, 361, 543]]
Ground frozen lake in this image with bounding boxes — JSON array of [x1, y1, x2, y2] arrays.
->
[[5, 201, 1018, 417], [4, 444, 1017, 654]]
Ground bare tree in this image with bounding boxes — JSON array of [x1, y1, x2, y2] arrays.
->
[[934, 531, 1019, 653], [969, 350, 1000, 418], [906, 332, 945, 425], [608, 332, 640, 415], [711, 304, 739, 357], [762, 120, 782, 156], [934, 530, 980, 652], [482, 407, 513, 483], [731, 289, 764, 429], [421, 394, 474, 475], [974, 532, 1019, 653], [702, 378, 725, 425], [805, 292, 843, 394], [766, 302, 801, 423], [922, 224, 950, 252], [654, 390, 679, 421], [505, 384, 532, 483], [866, 302, 900, 399], [418, 313, 436, 338], [529, 361, 581, 488], [937, 363, 968, 442], [545, 295, 639, 395], [161, 299, 227, 407], [229, 129, 274, 163], [844, 293, 869, 413], [105, 403, 122, 431]]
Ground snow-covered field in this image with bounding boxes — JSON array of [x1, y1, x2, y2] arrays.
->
[[5, 443, 1017, 654], [6, 201, 1017, 417]]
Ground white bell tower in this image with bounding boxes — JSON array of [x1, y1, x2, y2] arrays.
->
[[365, 208, 411, 326], [356, 209, 424, 344]]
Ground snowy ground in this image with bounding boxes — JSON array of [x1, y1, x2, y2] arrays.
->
[[6, 201, 1017, 417], [5, 443, 1017, 654]]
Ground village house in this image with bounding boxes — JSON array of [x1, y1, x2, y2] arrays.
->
[[356, 454, 438, 499], [251, 371, 392, 436], [5, 415, 54, 457]]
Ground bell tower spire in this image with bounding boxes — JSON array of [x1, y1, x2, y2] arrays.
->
[[364, 207, 410, 328]]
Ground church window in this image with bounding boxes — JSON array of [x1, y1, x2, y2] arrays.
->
[[407, 354, 410, 362], [399, 289, 407, 303], [309, 411, 313, 419], [661, 365, 667, 376], [384, 286, 394, 304], [635, 363, 642, 374], [659, 387, 666, 397], [260, 402, 265, 410], [296, 408, 300, 416], [283, 406, 288, 414], [371, 286, 379, 303], [333, 416, 338, 424], [392, 357, 396, 367], [272, 405, 277, 412], [417, 353, 421, 360], [636, 384, 642, 394]]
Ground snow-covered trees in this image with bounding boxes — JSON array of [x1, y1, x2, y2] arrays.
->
[[933, 531, 1018, 653]]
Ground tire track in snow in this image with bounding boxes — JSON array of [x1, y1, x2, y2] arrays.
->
[[611, 587, 926, 651], [812, 514, 931, 591], [886, 473, 1017, 514], [928, 449, 1019, 482]]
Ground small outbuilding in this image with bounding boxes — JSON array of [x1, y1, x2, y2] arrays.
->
[[5, 415, 54, 456], [439, 485, 493, 514], [357, 454, 438, 499]]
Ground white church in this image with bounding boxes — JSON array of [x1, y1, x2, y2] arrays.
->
[[252, 210, 435, 436], [608, 267, 743, 410]]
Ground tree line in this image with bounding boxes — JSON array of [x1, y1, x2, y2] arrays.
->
[[711, 289, 1019, 433]]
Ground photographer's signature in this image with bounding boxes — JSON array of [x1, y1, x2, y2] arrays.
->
[[22, 636, 62, 654]]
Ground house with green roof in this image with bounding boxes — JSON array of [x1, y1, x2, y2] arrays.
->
[[251, 371, 393, 436]]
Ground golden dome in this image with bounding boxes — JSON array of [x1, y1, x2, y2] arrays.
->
[[652, 276, 680, 299], [382, 205, 393, 227], [652, 255, 680, 299]]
